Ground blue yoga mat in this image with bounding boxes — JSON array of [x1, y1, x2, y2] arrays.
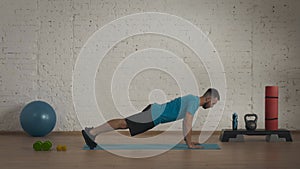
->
[[83, 144, 220, 150]]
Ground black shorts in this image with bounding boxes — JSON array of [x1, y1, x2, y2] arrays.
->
[[125, 104, 155, 136]]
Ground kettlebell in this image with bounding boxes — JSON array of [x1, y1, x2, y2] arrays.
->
[[244, 114, 258, 131]]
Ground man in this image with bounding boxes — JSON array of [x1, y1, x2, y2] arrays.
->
[[82, 88, 220, 149]]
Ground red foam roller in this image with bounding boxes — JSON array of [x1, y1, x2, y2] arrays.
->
[[265, 86, 278, 97], [265, 86, 278, 130], [265, 119, 278, 131], [265, 98, 278, 119]]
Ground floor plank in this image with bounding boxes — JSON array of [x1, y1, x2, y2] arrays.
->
[[0, 131, 299, 169]]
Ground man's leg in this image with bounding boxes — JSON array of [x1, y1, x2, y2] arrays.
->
[[88, 105, 152, 137], [82, 118, 128, 149], [89, 119, 128, 137], [83, 105, 154, 149]]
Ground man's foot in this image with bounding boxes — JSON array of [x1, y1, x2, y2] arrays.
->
[[81, 128, 97, 150], [84, 127, 96, 141]]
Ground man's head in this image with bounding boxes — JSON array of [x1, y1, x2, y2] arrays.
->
[[201, 88, 220, 109]]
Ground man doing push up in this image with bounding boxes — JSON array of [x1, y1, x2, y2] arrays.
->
[[82, 88, 220, 149]]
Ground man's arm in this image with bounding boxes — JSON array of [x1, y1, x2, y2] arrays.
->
[[183, 112, 203, 149]]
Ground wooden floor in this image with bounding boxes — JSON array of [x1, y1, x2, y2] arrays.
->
[[0, 131, 299, 169]]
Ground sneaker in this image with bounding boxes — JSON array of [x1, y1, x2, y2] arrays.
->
[[84, 127, 96, 141], [81, 128, 97, 150]]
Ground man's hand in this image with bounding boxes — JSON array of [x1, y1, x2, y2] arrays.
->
[[183, 112, 204, 149]]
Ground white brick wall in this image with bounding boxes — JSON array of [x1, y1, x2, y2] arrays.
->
[[0, 0, 299, 131]]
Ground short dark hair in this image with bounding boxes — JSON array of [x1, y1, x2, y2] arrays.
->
[[203, 88, 220, 100]]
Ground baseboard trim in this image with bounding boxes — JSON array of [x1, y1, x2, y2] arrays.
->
[[0, 130, 220, 136], [0, 130, 299, 136]]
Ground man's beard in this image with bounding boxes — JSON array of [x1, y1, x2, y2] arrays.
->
[[203, 102, 209, 109]]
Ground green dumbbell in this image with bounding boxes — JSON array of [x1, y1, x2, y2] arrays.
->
[[41, 141, 52, 151], [33, 141, 43, 151]]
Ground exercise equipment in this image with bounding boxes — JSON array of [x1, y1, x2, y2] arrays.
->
[[20, 101, 56, 137], [220, 129, 292, 142], [232, 113, 238, 130], [228, 134, 244, 142], [61, 145, 67, 151], [33, 141, 43, 151], [33, 140, 52, 151], [41, 141, 52, 151], [266, 134, 286, 142], [220, 86, 292, 142], [244, 114, 257, 131], [265, 86, 278, 130], [83, 144, 220, 150], [56, 145, 67, 151], [56, 145, 62, 151]]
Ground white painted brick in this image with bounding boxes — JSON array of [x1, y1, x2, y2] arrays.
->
[[0, 0, 299, 131]]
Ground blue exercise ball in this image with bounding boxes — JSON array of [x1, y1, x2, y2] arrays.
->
[[20, 101, 56, 137]]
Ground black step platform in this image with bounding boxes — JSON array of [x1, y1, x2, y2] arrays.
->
[[220, 129, 293, 142]]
